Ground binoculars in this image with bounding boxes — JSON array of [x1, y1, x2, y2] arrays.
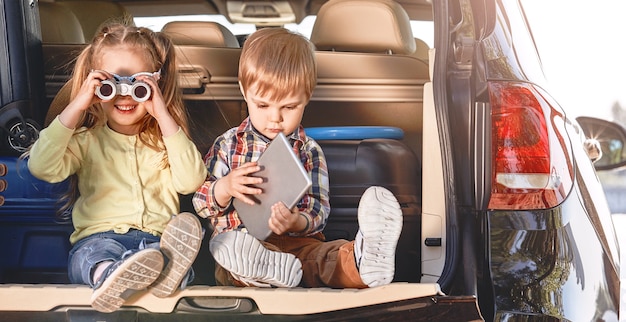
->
[[95, 72, 157, 102]]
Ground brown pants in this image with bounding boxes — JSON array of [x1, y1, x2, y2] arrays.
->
[[214, 232, 368, 288]]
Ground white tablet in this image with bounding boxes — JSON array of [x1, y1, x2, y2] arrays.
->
[[233, 132, 313, 240]]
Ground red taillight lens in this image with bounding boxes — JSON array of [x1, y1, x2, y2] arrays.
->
[[488, 82, 573, 210]]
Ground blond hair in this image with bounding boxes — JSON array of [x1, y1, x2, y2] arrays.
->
[[71, 22, 188, 145], [238, 28, 317, 101], [58, 22, 188, 219]]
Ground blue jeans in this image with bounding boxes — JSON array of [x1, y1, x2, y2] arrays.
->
[[68, 229, 194, 289]]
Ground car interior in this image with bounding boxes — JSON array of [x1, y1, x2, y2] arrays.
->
[[3, 1, 623, 319], [6, 0, 441, 290]]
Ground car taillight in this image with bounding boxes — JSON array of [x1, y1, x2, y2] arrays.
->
[[488, 82, 573, 210]]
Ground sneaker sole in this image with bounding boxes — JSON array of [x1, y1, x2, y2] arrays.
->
[[91, 248, 164, 313], [150, 212, 203, 297], [210, 231, 303, 287], [357, 186, 403, 287]]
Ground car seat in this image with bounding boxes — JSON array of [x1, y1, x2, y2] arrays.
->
[[39, 2, 85, 44], [310, 0, 415, 54], [57, 0, 132, 41], [306, 0, 423, 282], [162, 21, 240, 47]]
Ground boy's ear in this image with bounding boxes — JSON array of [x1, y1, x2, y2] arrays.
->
[[238, 81, 246, 100]]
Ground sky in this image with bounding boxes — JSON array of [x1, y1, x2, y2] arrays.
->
[[521, 1, 626, 121]]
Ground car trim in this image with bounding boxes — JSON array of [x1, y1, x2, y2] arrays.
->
[[0, 282, 443, 314]]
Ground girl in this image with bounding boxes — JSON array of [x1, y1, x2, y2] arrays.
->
[[27, 22, 207, 313]]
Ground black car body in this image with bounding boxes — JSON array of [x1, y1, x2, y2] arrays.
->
[[0, 0, 620, 320]]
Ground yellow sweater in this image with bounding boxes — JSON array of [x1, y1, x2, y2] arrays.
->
[[28, 117, 207, 244]]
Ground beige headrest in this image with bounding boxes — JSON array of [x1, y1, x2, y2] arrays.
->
[[39, 2, 85, 43], [411, 38, 430, 61], [162, 21, 240, 48], [57, 1, 131, 41], [310, 0, 415, 55]]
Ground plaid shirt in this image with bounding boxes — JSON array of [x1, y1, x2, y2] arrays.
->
[[192, 117, 330, 237]]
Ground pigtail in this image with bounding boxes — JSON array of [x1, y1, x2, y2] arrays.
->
[[154, 30, 190, 137], [69, 33, 107, 130], [126, 27, 189, 151], [53, 28, 116, 220], [50, 22, 191, 218]]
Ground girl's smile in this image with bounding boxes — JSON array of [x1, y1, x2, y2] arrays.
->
[[114, 104, 137, 112], [98, 45, 155, 135]]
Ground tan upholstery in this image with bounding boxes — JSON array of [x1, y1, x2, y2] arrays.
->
[[40, 1, 130, 127], [162, 21, 240, 47], [161, 21, 240, 92], [38, 2, 85, 43], [39, 1, 85, 127], [57, 0, 131, 41], [310, 0, 415, 54], [156, 22, 242, 154], [306, 0, 426, 161], [411, 38, 430, 62]]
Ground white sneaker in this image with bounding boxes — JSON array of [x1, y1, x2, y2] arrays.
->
[[149, 212, 203, 297], [91, 248, 164, 313], [355, 186, 403, 287], [209, 230, 303, 287]]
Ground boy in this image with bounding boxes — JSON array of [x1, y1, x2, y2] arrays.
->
[[192, 27, 403, 288]]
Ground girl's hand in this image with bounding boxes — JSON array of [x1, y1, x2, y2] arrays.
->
[[135, 73, 167, 120], [214, 162, 263, 207], [135, 73, 179, 137], [269, 203, 302, 235], [58, 70, 111, 129]]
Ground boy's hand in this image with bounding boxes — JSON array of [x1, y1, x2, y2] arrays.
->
[[215, 162, 263, 206], [269, 202, 303, 235]]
